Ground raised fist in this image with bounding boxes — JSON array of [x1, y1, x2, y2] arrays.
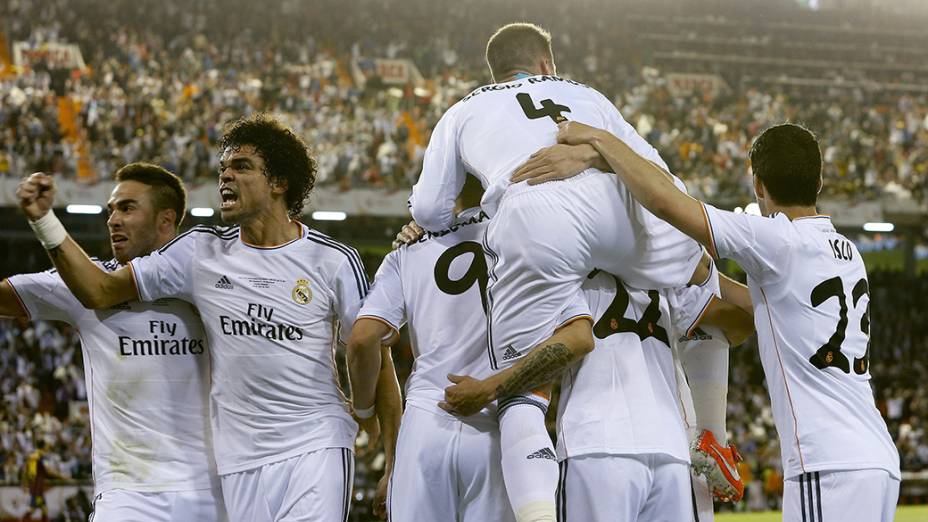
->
[[16, 173, 57, 221]]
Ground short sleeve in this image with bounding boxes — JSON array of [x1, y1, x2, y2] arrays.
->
[[129, 233, 197, 302], [556, 287, 592, 327], [357, 251, 405, 336], [333, 251, 371, 344], [408, 107, 467, 232], [667, 261, 719, 339], [701, 203, 792, 285], [7, 271, 79, 323]]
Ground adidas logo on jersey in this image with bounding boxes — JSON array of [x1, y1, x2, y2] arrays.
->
[[502, 345, 520, 360], [526, 447, 556, 460], [215, 276, 234, 290]]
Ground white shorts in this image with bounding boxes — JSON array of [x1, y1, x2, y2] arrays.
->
[[556, 453, 695, 522], [783, 469, 899, 522], [484, 173, 701, 367], [220, 448, 353, 522], [388, 405, 514, 522], [89, 487, 226, 522]]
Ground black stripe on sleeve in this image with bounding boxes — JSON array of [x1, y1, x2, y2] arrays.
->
[[307, 231, 369, 294], [157, 225, 239, 254], [306, 231, 369, 299]]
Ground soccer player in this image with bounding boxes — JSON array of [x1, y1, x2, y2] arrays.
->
[[552, 265, 751, 522], [15, 114, 401, 521], [408, 22, 705, 521], [349, 176, 590, 522], [517, 120, 902, 521], [3, 163, 224, 520]]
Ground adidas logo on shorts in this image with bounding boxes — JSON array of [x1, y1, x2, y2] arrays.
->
[[527, 448, 556, 460], [215, 275, 234, 290], [502, 345, 520, 360]]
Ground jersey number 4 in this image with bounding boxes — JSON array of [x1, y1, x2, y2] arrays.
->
[[592, 273, 669, 347], [434, 241, 489, 314], [809, 277, 870, 374], [517, 93, 571, 123]]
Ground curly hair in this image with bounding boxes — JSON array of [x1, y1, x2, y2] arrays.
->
[[219, 114, 317, 218]]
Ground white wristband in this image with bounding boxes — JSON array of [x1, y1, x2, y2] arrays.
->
[[28, 210, 67, 250], [355, 404, 376, 419]]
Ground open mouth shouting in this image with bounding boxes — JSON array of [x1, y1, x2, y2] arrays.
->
[[220, 186, 239, 211], [110, 232, 129, 248]]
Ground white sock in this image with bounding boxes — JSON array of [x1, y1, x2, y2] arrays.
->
[[681, 325, 730, 445], [498, 397, 558, 522]]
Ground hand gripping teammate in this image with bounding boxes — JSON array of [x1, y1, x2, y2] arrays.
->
[[515, 120, 901, 521], [15, 115, 402, 522], [6, 163, 225, 521]]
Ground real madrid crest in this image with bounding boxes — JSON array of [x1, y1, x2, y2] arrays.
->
[[292, 278, 312, 305]]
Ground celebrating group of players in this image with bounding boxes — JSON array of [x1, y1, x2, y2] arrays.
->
[[0, 21, 901, 522]]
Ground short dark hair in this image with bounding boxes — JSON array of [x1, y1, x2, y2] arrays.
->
[[750, 123, 822, 207], [219, 114, 316, 218], [486, 23, 554, 81], [114, 162, 187, 231]]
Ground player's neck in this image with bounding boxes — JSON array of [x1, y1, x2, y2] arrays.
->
[[769, 204, 820, 221], [240, 211, 301, 247], [499, 69, 538, 83]]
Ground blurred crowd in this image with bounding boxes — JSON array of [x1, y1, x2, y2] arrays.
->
[[1, 0, 927, 204], [0, 319, 91, 486]]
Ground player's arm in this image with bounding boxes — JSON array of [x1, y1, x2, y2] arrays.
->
[[347, 318, 398, 415], [700, 297, 755, 347], [556, 121, 712, 248], [442, 317, 594, 416], [375, 344, 401, 470], [16, 173, 137, 309], [0, 280, 28, 318], [718, 273, 753, 318], [408, 109, 467, 232]]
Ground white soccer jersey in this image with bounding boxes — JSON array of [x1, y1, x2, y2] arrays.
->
[[358, 208, 502, 420], [129, 224, 367, 475], [702, 206, 900, 480], [555, 271, 715, 463], [409, 75, 670, 229], [8, 260, 218, 495]]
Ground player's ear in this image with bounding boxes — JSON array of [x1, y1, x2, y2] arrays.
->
[[540, 57, 555, 76], [269, 178, 289, 195], [158, 208, 177, 232]]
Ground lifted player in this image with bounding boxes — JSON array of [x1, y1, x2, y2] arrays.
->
[[349, 176, 589, 522], [516, 121, 901, 521], [15, 115, 401, 522], [4, 163, 224, 521], [409, 23, 705, 521]]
